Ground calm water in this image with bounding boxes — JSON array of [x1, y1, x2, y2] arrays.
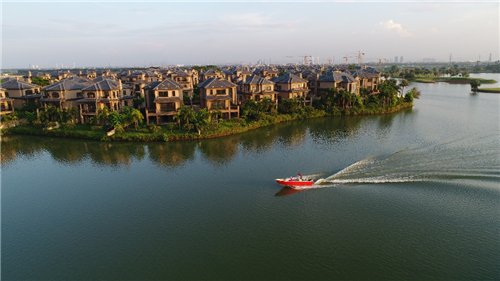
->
[[2, 74, 499, 280]]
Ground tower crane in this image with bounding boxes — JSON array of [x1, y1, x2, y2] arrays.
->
[[357, 51, 365, 66], [343, 54, 357, 65], [324, 57, 333, 65], [297, 54, 313, 65]]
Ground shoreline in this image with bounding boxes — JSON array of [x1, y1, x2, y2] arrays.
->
[[1, 103, 414, 142]]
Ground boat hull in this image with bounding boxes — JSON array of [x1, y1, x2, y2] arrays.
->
[[275, 179, 314, 188]]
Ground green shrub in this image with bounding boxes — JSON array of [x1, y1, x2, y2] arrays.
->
[[91, 126, 103, 131]]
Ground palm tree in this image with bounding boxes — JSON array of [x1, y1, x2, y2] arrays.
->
[[399, 79, 409, 97], [96, 107, 110, 125], [192, 108, 210, 135]]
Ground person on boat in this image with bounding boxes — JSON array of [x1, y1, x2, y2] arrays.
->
[[289, 177, 294, 181], [298, 173, 303, 181]]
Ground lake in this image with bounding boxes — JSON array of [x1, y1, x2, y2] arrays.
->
[[2, 73, 499, 280]]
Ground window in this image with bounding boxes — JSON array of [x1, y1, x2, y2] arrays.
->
[[5, 92, 9, 97], [229, 88, 233, 94], [172, 91, 176, 97], [159, 91, 168, 97], [212, 100, 225, 109], [77, 92, 83, 98], [265, 86, 271, 91], [123, 90, 126, 95], [216, 89, 225, 95], [88, 92, 95, 98], [25, 90, 33, 96], [210, 90, 213, 95], [52, 92, 59, 98], [161, 103, 176, 112]]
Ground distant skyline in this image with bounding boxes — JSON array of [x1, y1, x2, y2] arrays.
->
[[2, 1, 499, 69]]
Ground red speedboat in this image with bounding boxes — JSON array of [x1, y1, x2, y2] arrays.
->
[[275, 178, 314, 188]]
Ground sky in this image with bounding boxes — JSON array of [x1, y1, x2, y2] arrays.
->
[[1, 1, 499, 69]]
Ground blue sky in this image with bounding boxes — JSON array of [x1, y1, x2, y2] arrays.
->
[[2, 1, 499, 68]]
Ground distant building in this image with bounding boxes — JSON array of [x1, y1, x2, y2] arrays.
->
[[400, 56, 404, 64], [422, 58, 436, 63], [395, 56, 399, 63]]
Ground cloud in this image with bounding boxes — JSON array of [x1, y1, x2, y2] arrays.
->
[[379, 20, 413, 37]]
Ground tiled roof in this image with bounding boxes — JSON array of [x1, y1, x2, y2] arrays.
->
[[1, 79, 41, 90], [143, 79, 183, 90], [271, 73, 307, 84], [198, 77, 236, 89], [318, 72, 357, 83], [93, 76, 116, 83], [82, 79, 121, 91], [237, 75, 275, 86], [42, 78, 93, 91]]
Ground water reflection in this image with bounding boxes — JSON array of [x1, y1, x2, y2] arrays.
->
[[147, 141, 196, 169], [1, 109, 412, 169], [274, 187, 303, 197]]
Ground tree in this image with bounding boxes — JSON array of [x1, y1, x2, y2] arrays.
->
[[470, 79, 481, 91], [348, 64, 356, 70], [96, 107, 110, 125], [191, 108, 210, 135], [30, 77, 51, 87], [399, 79, 409, 96], [122, 107, 144, 130]]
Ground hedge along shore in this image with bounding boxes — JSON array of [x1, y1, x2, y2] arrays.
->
[[1, 102, 414, 142]]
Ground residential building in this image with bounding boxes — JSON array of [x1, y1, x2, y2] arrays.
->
[[40, 77, 93, 109], [350, 68, 381, 93], [198, 78, 239, 119], [0, 79, 43, 109], [143, 79, 184, 124], [270, 73, 310, 102], [236, 75, 277, 103], [1, 87, 15, 115], [78, 79, 134, 123], [317, 71, 360, 96], [199, 69, 225, 82]]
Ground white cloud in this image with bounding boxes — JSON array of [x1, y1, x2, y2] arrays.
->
[[379, 20, 413, 37]]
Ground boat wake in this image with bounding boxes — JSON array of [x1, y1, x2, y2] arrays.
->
[[301, 135, 500, 191]]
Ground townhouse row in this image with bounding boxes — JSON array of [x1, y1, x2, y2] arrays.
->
[[1, 66, 382, 124]]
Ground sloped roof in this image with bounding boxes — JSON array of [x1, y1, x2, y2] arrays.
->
[[143, 79, 183, 90], [1, 79, 41, 90], [42, 77, 93, 91], [237, 75, 275, 86], [82, 79, 121, 91], [173, 70, 191, 77], [198, 77, 236, 89], [350, 70, 380, 79], [271, 73, 307, 84], [318, 72, 357, 83], [93, 76, 116, 83]]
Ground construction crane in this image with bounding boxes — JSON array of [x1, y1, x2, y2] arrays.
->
[[365, 56, 387, 68], [324, 57, 334, 65], [357, 51, 365, 66], [343, 54, 357, 65], [298, 54, 313, 65]]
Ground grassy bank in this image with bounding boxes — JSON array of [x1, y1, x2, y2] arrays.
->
[[410, 78, 436, 83], [434, 77, 497, 84], [2, 102, 414, 142], [477, 88, 500, 93]]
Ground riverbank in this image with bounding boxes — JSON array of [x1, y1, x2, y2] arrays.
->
[[477, 87, 500, 93], [2, 102, 414, 142], [409, 77, 497, 84]]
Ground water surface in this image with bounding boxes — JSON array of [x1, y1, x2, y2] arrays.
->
[[2, 74, 499, 280]]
